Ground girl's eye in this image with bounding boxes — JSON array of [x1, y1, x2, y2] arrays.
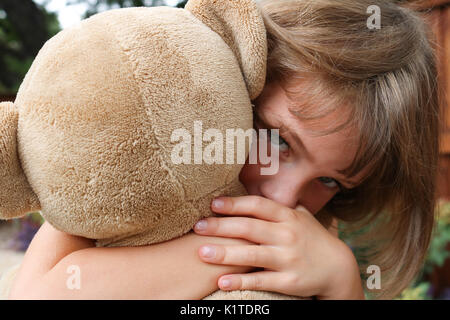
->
[[268, 130, 289, 152], [318, 177, 339, 189]]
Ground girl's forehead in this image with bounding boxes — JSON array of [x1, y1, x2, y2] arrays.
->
[[258, 81, 357, 138]]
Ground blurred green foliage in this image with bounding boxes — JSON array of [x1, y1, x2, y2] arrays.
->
[[423, 201, 450, 274], [28, 212, 45, 225], [340, 200, 450, 299], [398, 201, 450, 300], [396, 282, 432, 300], [0, 0, 60, 94]]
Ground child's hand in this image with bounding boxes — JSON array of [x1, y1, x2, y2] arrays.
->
[[193, 195, 365, 299]]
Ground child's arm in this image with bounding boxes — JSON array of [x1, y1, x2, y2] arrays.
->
[[9, 222, 254, 299]]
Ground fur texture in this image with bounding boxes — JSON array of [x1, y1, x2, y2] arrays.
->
[[0, 102, 40, 218]]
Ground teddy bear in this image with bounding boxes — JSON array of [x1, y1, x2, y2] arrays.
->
[[0, 0, 303, 300]]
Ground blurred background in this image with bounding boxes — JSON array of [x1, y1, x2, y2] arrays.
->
[[0, 0, 449, 300]]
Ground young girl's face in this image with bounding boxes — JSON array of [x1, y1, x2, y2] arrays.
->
[[239, 81, 369, 215]]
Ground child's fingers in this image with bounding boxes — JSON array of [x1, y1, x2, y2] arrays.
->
[[217, 271, 302, 296], [211, 195, 297, 222], [194, 216, 290, 245], [198, 244, 285, 270]]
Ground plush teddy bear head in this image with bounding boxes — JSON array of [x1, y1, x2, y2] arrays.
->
[[0, 0, 267, 247]]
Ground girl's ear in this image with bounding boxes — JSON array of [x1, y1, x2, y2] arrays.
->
[[0, 101, 41, 219], [185, 0, 267, 100]]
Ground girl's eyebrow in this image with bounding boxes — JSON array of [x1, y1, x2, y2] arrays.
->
[[254, 108, 358, 188]]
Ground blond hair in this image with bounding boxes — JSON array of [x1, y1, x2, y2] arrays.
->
[[258, 0, 441, 299]]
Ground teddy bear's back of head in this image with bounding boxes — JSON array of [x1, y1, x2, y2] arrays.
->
[[9, 5, 265, 245]]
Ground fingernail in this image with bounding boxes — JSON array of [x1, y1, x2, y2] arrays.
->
[[212, 198, 225, 209], [200, 246, 216, 258], [195, 220, 207, 231], [220, 278, 232, 289]]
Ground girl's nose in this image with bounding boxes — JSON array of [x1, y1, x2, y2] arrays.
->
[[259, 173, 306, 209]]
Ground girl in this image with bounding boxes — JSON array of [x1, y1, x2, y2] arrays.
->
[[8, 0, 440, 300]]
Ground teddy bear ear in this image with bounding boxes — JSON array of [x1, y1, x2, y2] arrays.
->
[[185, 0, 267, 100], [0, 102, 41, 219]]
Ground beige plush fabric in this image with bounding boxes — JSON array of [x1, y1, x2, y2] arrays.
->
[[185, 0, 267, 100], [0, 102, 40, 218], [0, 0, 305, 300]]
